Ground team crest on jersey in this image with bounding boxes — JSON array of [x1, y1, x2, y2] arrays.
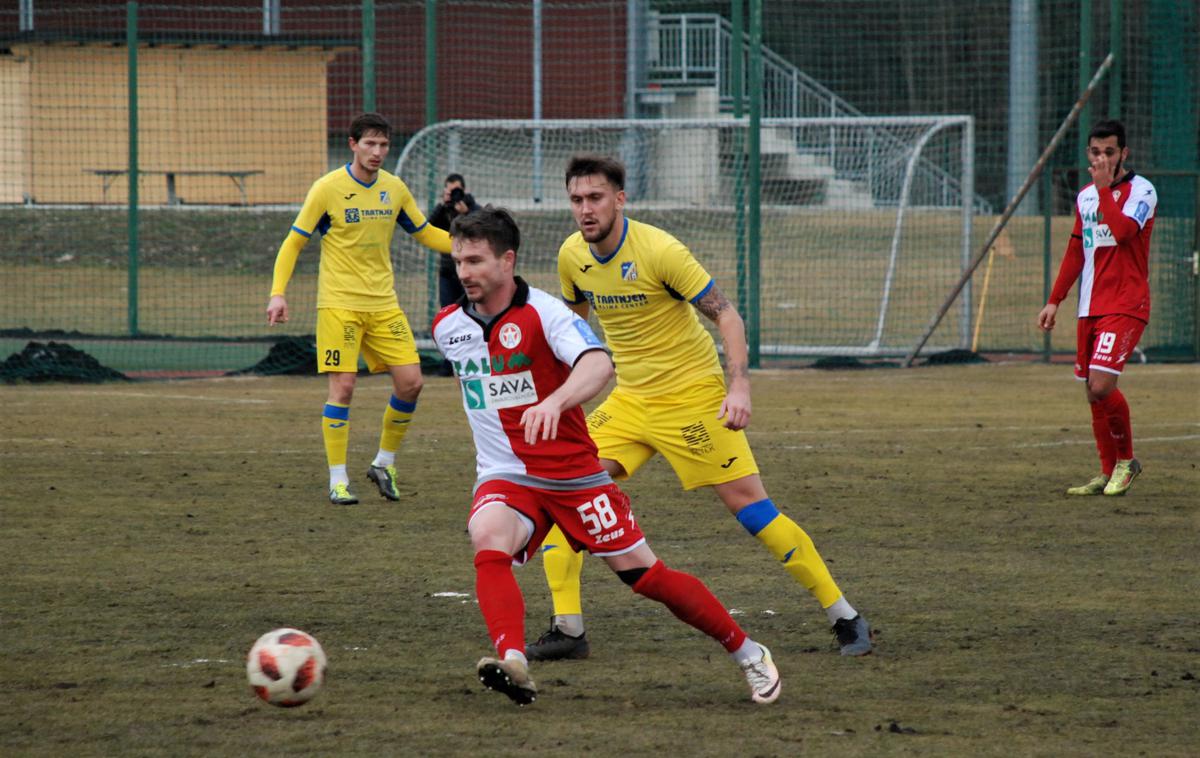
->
[[380, 190, 390, 204], [498, 323, 522, 349], [621, 262, 638, 281], [344, 208, 360, 223], [1112, 190, 1120, 202]]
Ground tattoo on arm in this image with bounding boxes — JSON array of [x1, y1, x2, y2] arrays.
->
[[693, 286, 748, 381], [694, 286, 732, 322]]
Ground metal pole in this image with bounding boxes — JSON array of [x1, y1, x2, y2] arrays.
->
[[746, 0, 761, 367], [1077, 0, 1093, 166], [1041, 168, 1053, 362], [262, 0, 280, 35], [731, 0, 746, 312], [532, 0, 543, 204], [20, 0, 34, 31], [960, 118, 975, 348], [126, 1, 139, 337], [362, 0, 375, 113], [1007, 0, 1038, 214], [424, 0, 437, 126], [424, 0, 438, 326], [1107, 0, 1122, 119]]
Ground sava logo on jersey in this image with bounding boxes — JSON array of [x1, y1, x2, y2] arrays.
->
[[461, 370, 538, 410], [1083, 225, 1117, 250]]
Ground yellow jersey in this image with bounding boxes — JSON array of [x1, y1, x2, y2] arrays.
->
[[273, 164, 449, 311], [558, 217, 723, 396]]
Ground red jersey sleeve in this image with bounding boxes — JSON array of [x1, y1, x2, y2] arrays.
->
[[1049, 211, 1084, 306]]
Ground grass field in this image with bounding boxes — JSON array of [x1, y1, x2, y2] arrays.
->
[[3, 363, 1198, 756]]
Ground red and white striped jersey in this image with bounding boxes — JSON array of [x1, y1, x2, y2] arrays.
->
[[432, 278, 609, 489], [1050, 172, 1157, 321]]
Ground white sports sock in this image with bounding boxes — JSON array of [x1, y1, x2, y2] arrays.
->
[[329, 465, 349, 489], [825, 596, 857, 625], [504, 649, 528, 665], [553, 614, 585, 637], [372, 450, 395, 468], [730, 638, 763, 666]]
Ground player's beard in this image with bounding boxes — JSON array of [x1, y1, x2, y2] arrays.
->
[[581, 217, 614, 244]]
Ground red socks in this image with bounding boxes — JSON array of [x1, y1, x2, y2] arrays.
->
[[1089, 398, 1118, 475], [1091, 389, 1133, 475], [474, 550, 524, 657], [631, 560, 747, 652]]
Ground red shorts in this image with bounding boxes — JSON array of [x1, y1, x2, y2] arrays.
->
[[1075, 314, 1146, 379], [469, 480, 646, 565]]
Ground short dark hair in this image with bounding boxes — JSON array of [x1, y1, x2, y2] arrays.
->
[[350, 112, 390, 142], [565, 153, 625, 191], [444, 173, 465, 187], [1088, 119, 1126, 149], [450, 206, 520, 259]]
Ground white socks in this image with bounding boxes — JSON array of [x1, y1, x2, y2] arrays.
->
[[328, 464, 348, 489], [825, 596, 857, 625]]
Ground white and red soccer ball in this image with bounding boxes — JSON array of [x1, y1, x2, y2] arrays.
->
[[246, 628, 327, 707]]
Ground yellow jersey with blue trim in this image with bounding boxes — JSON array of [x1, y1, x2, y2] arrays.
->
[[558, 217, 723, 396], [289, 164, 432, 311]]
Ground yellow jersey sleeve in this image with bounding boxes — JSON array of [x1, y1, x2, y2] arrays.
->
[[652, 233, 714, 303], [558, 233, 588, 303]]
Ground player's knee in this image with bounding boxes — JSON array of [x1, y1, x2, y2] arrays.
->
[[1086, 376, 1115, 400], [394, 374, 423, 401]]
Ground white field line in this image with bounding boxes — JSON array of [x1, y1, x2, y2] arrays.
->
[[751, 422, 1200, 436], [20, 390, 270, 404], [967, 433, 1200, 450]]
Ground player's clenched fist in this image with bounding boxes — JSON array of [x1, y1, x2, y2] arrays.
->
[[1037, 302, 1057, 332]]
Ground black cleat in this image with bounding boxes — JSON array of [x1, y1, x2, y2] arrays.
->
[[832, 614, 874, 656], [526, 619, 590, 661], [366, 464, 401, 501]]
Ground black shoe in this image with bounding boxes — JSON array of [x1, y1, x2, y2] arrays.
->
[[832, 614, 874, 656], [526, 619, 590, 661]]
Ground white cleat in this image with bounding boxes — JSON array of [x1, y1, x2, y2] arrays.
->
[[740, 644, 781, 704]]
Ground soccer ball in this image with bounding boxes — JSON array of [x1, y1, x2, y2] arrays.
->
[[246, 628, 327, 707]]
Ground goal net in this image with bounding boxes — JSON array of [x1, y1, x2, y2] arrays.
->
[[394, 116, 978, 358]]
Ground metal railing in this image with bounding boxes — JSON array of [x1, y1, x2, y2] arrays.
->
[[647, 13, 992, 213]]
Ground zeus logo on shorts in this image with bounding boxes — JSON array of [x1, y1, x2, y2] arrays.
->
[[461, 370, 538, 410]]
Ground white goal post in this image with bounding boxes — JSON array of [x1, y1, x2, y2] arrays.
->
[[394, 116, 978, 357]]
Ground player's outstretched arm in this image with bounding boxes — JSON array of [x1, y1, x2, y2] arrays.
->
[[412, 223, 452, 254], [519, 349, 613, 444], [694, 285, 751, 430]]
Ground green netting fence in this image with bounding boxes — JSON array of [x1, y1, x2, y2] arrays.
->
[[1, 1, 1195, 380]]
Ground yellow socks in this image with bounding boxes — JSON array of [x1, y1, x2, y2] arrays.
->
[[735, 498, 843, 608], [541, 524, 584, 616]]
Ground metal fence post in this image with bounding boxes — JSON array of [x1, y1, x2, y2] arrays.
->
[[127, 1, 139, 337]]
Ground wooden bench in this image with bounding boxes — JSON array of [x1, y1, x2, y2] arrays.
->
[[86, 169, 265, 205]]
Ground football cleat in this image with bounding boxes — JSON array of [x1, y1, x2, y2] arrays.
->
[[526, 619, 590, 661], [739, 644, 782, 704], [832, 614, 874, 656], [1066, 475, 1109, 496], [366, 464, 401, 501], [477, 657, 537, 706], [1103, 458, 1142, 496], [328, 483, 359, 505]]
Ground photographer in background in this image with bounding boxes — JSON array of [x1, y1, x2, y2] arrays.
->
[[428, 173, 481, 375]]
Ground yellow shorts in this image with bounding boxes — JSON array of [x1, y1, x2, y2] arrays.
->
[[586, 375, 759, 490], [315, 307, 418, 374]]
